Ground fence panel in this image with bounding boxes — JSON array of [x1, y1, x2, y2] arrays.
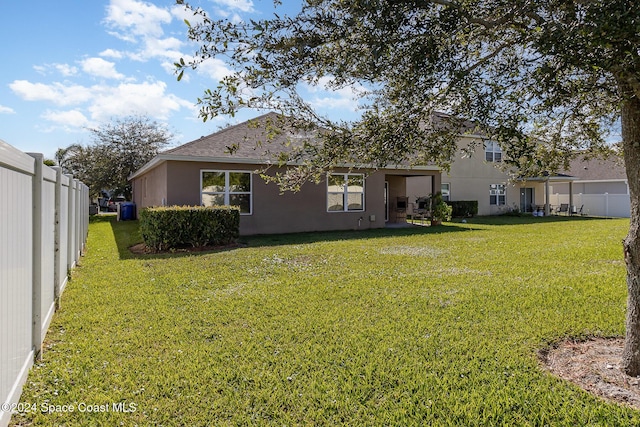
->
[[0, 143, 35, 427], [552, 192, 630, 218], [57, 173, 70, 295], [0, 140, 88, 427], [28, 154, 59, 355]]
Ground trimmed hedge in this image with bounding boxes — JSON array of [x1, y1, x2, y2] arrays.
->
[[447, 200, 478, 217], [139, 205, 240, 251]]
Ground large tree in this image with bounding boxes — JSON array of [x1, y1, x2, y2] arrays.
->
[[176, 1, 640, 374], [61, 116, 173, 199]]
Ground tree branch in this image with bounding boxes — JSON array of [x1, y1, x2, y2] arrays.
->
[[428, 0, 543, 29]]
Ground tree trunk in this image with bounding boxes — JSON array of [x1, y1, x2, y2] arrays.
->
[[621, 93, 640, 376]]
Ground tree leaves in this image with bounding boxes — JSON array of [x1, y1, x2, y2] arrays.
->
[[175, 0, 637, 183], [58, 116, 173, 198]]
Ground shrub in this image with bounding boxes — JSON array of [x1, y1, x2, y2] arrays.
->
[[139, 205, 239, 251], [431, 192, 453, 222], [447, 200, 478, 217]]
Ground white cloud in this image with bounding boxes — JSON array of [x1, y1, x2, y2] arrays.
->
[[213, 0, 255, 13], [9, 77, 195, 126], [88, 81, 191, 121], [196, 57, 233, 81], [301, 77, 365, 112], [104, 0, 173, 40], [0, 105, 15, 114], [80, 57, 125, 80], [42, 110, 91, 128], [140, 36, 183, 61], [33, 63, 78, 77], [171, 4, 205, 25], [9, 80, 93, 106], [160, 60, 185, 80], [100, 48, 124, 59], [309, 95, 360, 111], [102, 0, 187, 65], [55, 63, 79, 77]]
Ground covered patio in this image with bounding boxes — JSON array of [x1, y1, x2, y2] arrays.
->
[[386, 171, 442, 224], [519, 173, 579, 216]]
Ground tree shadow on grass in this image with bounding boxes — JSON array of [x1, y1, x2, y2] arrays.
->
[[458, 214, 608, 226], [244, 222, 476, 249], [102, 215, 476, 260]]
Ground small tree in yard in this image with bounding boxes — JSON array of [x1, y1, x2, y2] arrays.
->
[[176, 1, 640, 375], [61, 116, 173, 199]]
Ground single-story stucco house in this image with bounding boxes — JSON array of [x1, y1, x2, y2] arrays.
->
[[129, 113, 442, 235]]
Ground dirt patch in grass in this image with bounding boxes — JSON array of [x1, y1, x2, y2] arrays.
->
[[129, 242, 243, 255], [541, 337, 640, 410]]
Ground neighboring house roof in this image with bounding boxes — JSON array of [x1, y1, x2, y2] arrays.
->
[[130, 112, 439, 180], [561, 155, 627, 181]]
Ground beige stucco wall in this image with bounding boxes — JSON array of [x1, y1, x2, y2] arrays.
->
[[405, 176, 433, 201], [442, 137, 545, 215], [131, 161, 168, 208], [131, 160, 439, 235], [246, 166, 388, 235], [160, 161, 388, 235]]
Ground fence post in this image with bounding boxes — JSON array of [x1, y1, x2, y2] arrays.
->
[[66, 175, 75, 270], [75, 180, 82, 260], [27, 153, 43, 361], [53, 167, 62, 310]]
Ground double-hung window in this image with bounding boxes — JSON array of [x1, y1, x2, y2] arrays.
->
[[489, 184, 506, 206], [201, 170, 252, 214], [485, 141, 502, 162], [327, 173, 365, 212], [441, 183, 451, 202]]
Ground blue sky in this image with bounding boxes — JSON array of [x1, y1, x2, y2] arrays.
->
[[0, 0, 362, 159]]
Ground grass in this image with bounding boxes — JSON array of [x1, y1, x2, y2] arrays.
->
[[10, 215, 637, 426]]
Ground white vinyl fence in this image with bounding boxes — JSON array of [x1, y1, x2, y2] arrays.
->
[[1, 140, 88, 427], [551, 192, 631, 218]]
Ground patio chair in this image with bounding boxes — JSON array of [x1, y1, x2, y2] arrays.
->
[[410, 197, 431, 225], [555, 203, 569, 215]]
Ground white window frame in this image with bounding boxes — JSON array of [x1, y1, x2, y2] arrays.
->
[[489, 184, 506, 206], [327, 173, 365, 212], [441, 183, 451, 202], [200, 170, 253, 215], [485, 141, 502, 163]]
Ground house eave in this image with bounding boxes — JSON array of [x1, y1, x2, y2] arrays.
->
[[572, 178, 628, 184], [129, 154, 440, 180], [516, 175, 579, 183]]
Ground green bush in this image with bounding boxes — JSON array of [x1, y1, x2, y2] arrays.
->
[[139, 205, 239, 251], [431, 192, 453, 222], [447, 200, 478, 217]]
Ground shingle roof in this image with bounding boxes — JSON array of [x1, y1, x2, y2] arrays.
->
[[163, 112, 313, 161], [561, 155, 627, 181], [128, 112, 449, 180]]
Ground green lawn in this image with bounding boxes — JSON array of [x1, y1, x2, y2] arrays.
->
[[11, 215, 637, 426]]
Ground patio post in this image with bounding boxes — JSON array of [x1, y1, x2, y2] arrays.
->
[[545, 177, 550, 216], [569, 181, 574, 215]]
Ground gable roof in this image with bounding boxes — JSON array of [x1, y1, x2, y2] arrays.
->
[[162, 112, 308, 160], [130, 112, 439, 180]]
